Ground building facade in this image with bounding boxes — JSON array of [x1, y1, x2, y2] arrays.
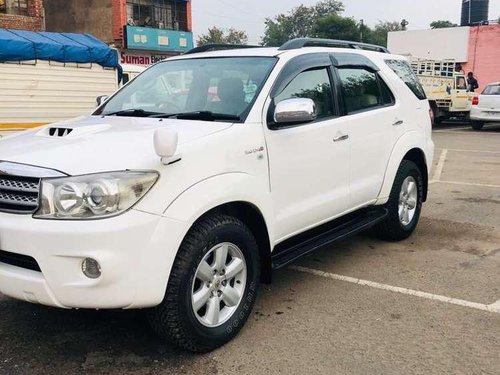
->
[[0, 0, 44, 31], [44, 0, 193, 65], [388, 23, 500, 92]]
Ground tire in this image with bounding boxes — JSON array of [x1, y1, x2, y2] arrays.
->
[[147, 214, 260, 352], [374, 160, 424, 241], [431, 106, 441, 126], [471, 121, 484, 131]]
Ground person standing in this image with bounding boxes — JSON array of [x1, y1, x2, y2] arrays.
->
[[467, 72, 479, 92]]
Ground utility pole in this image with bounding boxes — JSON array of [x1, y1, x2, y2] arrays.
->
[[360, 19, 364, 42]]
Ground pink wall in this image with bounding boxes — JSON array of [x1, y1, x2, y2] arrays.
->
[[463, 25, 500, 93]]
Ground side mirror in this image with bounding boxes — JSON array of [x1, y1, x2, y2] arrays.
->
[[96, 95, 109, 106], [273, 98, 316, 126], [154, 128, 182, 165]]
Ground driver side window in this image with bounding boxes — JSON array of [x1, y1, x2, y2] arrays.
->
[[275, 68, 334, 119]]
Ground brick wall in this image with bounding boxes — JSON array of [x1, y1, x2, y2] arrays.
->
[[112, 0, 126, 45], [0, 0, 44, 31], [44, 0, 113, 43]]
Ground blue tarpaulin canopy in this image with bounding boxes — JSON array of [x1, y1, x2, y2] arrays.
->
[[0, 29, 119, 68]]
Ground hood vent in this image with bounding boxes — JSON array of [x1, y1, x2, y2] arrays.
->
[[36, 123, 111, 138], [49, 127, 74, 137]]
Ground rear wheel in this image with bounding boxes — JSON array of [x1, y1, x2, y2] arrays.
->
[[431, 105, 444, 126], [471, 121, 484, 131], [375, 160, 423, 241], [147, 214, 260, 352]]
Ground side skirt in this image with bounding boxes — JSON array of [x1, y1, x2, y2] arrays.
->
[[271, 207, 388, 270]]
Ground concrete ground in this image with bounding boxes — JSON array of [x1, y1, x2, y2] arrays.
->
[[1, 123, 499, 375]]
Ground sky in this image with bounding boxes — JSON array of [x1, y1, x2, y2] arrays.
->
[[192, 0, 500, 45]]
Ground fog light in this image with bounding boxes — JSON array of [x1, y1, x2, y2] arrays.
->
[[82, 258, 101, 279]]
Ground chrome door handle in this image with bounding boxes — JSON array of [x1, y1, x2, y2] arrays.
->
[[393, 120, 404, 126], [333, 134, 349, 142]]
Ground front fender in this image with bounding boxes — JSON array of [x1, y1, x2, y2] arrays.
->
[[162, 172, 275, 244], [377, 131, 434, 204]]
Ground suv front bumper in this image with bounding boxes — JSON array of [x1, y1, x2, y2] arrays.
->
[[0, 210, 187, 309]]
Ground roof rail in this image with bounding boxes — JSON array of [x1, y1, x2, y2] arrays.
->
[[184, 44, 262, 55], [279, 38, 390, 54]]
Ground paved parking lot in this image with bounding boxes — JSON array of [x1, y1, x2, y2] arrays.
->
[[1, 123, 499, 375]]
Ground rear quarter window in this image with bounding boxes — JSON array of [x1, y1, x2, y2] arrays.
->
[[482, 84, 500, 95], [385, 59, 427, 100]]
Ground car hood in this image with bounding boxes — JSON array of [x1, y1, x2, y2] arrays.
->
[[0, 116, 233, 175]]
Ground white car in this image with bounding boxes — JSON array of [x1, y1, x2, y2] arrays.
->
[[470, 82, 500, 130], [0, 39, 434, 352]]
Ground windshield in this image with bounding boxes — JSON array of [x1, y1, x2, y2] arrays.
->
[[96, 57, 277, 121]]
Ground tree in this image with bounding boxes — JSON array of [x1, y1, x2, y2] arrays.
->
[[430, 20, 458, 29], [313, 14, 360, 42], [366, 21, 403, 47], [262, 0, 344, 46], [197, 27, 248, 46]]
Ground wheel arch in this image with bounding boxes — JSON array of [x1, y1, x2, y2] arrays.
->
[[377, 131, 432, 204], [403, 148, 429, 202], [163, 173, 275, 284], [192, 201, 273, 284]]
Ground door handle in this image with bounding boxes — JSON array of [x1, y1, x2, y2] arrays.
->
[[393, 119, 404, 126], [333, 134, 349, 142]]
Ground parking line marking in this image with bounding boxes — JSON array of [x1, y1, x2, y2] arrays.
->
[[289, 265, 500, 314], [434, 130, 500, 135], [443, 148, 500, 154], [435, 180, 500, 188], [490, 300, 500, 310], [431, 148, 448, 182]]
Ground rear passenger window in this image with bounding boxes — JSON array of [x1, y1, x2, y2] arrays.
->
[[275, 68, 334, 119], [338, 68, 394, 114], [483, 84, 500, 95], [385, 59, 427, 100]]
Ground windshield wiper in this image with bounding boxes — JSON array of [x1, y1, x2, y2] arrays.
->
[[103, 109, 163, 117], [152, 111, 241, 121]]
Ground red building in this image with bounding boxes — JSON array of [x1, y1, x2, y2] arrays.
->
[[0, 0, 44, 31], [462, 25, 500, 92]]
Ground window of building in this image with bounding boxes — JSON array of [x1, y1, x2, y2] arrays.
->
[[338, 68, 395, 114], [127, 0, 187, 31], [275, 68, 334, 119], [2, 0, 28, 16]]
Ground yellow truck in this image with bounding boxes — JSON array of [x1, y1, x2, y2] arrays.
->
[[411, 58, 471, 125]]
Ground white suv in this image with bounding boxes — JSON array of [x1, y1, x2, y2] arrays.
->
[[0, 39, 434, 352]]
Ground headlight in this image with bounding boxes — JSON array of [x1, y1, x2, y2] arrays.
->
[[34, 171, 159, 220]]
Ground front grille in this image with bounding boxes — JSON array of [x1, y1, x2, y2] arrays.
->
[[0, 176, 40, 213], [0, 250, 41, 272]]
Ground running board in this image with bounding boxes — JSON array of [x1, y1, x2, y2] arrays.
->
[[271, 207, 388, 270]]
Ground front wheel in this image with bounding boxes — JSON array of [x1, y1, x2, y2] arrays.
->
[[147, 214, 260, 352], [374, 160, 424, 241], [471, 121, 484, 131]]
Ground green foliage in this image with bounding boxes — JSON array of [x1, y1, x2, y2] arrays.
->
[[197, 27, 248, 46], [262, 0, 344, 46], [365, 21, 404, 47], [313, 14, 360, 41], [261, 0, 405, 48], [430, 20, 458, 29]]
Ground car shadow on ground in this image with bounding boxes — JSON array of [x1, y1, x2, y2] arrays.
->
[[0, 298, 209, 374]]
